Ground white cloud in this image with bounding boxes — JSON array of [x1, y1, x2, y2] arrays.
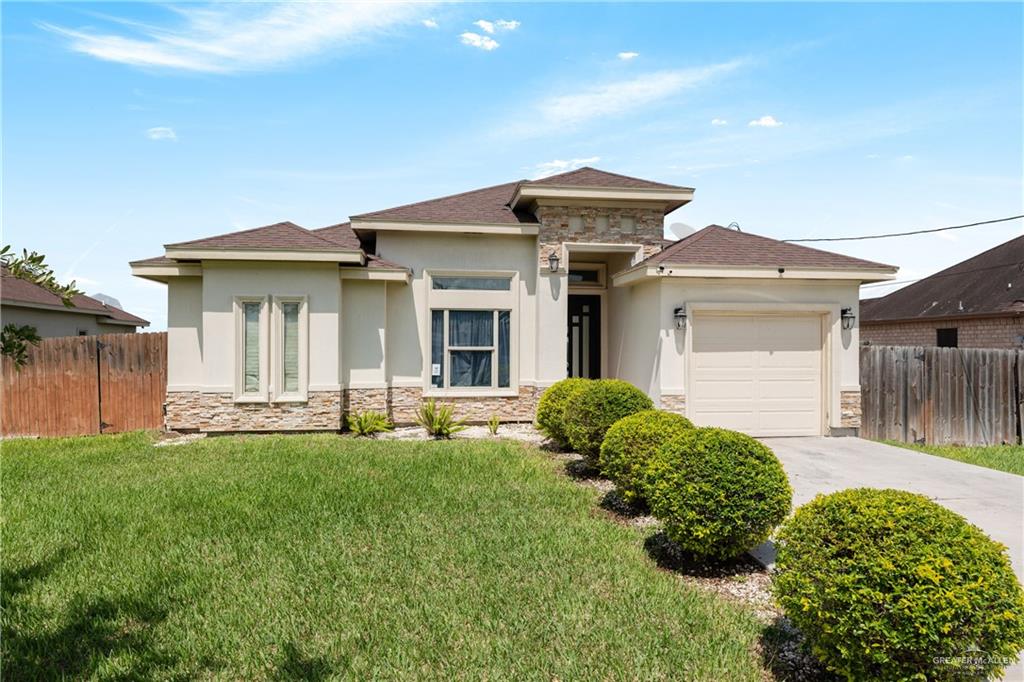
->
[[146, 126, 177, 141], [509, 59, 744, 136], [748, 115, 783, 128], [532, 156, 601, 179], [460, 32, 499, 51], [711, 118, 728, 126], [422, 18, 438, 29], [473, 19, 519, 34], [617, 51, 639, 60], [41, 2, 433, 73]]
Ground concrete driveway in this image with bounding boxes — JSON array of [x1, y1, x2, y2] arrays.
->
[[761, 437, 1024, 580]]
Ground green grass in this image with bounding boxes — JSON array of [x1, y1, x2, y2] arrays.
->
[[883, 440, 1024, 477], [2, 433, 766, 680]]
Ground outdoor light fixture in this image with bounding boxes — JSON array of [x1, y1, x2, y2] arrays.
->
[[548, 251, 560, 273], [673, 305, 687, 330], [841, 307, 856, 330]]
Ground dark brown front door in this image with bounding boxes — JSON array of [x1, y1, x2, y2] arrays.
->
[[568, 295, 601, 378]]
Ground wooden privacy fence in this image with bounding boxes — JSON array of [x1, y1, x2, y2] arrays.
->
[[1, 332, 166, 438], [860, 345, 1022, 446]]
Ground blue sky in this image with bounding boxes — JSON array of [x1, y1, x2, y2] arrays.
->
[[3, 2, 1022, 330]]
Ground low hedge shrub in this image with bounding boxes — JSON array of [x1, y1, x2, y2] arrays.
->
[[773, 488, 1024, 681], [535, 378, 591, 448], [643, 428, 791, 560], [599, 410, 694, 502], [563, 379, 654, 462]]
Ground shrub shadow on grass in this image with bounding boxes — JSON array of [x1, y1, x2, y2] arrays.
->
[[598, 489, 649, 517], [273, 642, 334, 681], [759, 615, 834, 682], [643, 531, 766, 578], [2, 553, 180, 681], [564, 457, 601, 480]]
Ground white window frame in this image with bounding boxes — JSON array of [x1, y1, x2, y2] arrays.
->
[[271, 296, 309, 402], [424, 270, 518, 397], [233, 296, 269, 403]]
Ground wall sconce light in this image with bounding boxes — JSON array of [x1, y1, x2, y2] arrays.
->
[[673, 305, 687, 330], [548, 251, 561, 273], [841, 307, 856, 330]]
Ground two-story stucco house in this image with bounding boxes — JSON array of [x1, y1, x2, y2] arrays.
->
[[131, 167, 896, 436]]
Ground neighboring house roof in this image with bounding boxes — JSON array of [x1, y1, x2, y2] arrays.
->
[[1, 267, 149, 326], [350, 167, 692, 225], [165, 221, 352, 252], [642, 225, 896, 271], [861, 234, 1024, 322]]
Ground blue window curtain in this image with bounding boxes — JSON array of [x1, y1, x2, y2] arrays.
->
[[448, 311, 493, 387], [431, 310, 444, 388], [498, 311, 510, 388]]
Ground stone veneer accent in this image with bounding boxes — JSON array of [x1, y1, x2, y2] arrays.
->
[[386, 386, 539, 425], [535, 205, 666, 269], [166, 391, 342, 432], [840, 390, 862, 428], [659, 394, 686, 415]]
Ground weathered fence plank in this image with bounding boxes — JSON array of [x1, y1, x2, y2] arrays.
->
[[1, 332, 166, 438], [861, 345, 1021, 446]]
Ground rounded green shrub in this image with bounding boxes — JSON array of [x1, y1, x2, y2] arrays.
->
[[643, 428, 791, 560], [563, 379, 654, 462], [599, 410, 694, 502], [535, 378, 591, 448], [773, 488, 1024, 681]]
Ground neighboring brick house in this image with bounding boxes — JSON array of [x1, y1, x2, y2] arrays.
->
[[861, 234, 1024, 349]]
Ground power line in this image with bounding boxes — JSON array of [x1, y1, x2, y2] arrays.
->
[[783, 214, 1023, 243]]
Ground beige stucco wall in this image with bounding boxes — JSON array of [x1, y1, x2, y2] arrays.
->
[[375, 231, 539, 390], [1, 304, 137, 337], [198, 262, 341, 393], [167, 277, 203, 390], [861, 315, 1024, 349], [342, 279, 387, 388]]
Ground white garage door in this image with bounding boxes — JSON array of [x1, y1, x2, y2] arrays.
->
[[690, 314, 823, 437]]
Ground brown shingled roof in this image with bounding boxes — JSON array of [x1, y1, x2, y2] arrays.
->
[[351, 167, 690, 225], [643, 225, 896, 271], [861, 234, 1024, 322], [529, 166, 691, 190], [309, 222, 363, 250], [2, 267, 148, 326], [352, 181, 533, 225], [166, 221, 357, 251]]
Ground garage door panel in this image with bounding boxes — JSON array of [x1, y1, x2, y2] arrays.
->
[[690, 314, 823, 437]]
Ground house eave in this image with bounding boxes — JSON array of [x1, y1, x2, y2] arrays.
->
[[861, 309, 1024, 325], [0, 299, 147, 326], [339, 267, 411, 283], [510, 184, 694, 213], [130, 262, 203, 282], [612, 264, 899, 287], [163, 248, 364, 263]]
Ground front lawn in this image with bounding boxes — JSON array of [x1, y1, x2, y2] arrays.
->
[[883, 440, 1024, 477], [3, 432, 766, 680]]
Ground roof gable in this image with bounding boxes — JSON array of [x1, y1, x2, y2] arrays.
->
[[862, 234, 1024, 321], [165, 221, 354, 251], [645, 225, 896, 271], [527, 166, 690, 190]]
